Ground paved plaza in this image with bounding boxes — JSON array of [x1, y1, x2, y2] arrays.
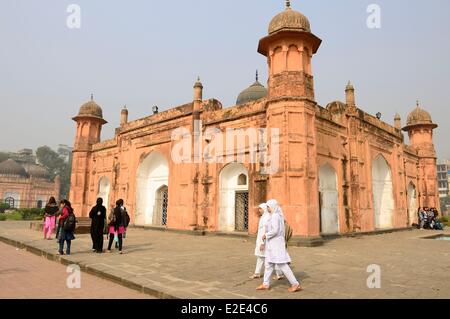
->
[[0, 240, 152, 299], [0, 221, 449, 299]]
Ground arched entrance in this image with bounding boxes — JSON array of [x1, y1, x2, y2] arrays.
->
[[219, 163, 249, 232], [97, 177, 111, 210], [407, 182, 418, 226], [372, 155, 395, 229], [319, 164, 339, 235], [135, 152, 169, 226]]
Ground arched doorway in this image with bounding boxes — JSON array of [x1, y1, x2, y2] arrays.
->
[[219, 163, 249, 232], [97, 177, 111, 210], [372, 155, 395, 229], [407, 182, 418, 226], [135, 152, 169, 226], [319, 164, 339, 234]]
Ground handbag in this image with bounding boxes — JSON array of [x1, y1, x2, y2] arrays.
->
[[103, 219, 108, 235]]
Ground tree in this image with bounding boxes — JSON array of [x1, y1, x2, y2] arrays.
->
[[36, 146, 72, 198], [0, 152, 9, 163]]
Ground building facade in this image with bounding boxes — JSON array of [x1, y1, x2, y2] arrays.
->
[[69, 3, 439, 245], [437, 162, 449, 198], [0, 155, 60, 209]]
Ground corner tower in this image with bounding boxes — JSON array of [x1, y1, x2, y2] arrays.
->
[[69, 95, 107, 217], [260, 1, 323, 244], [403, 101, 439, 209], [258, 0, 321, 99]]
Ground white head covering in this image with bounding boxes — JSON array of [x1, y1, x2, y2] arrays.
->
[[258, 203, 268, 214], [266, 199, 283, 217]]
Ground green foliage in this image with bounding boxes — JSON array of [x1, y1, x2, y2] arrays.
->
[[0, 152, 9, 163], [36, 146, 72, 198], [0, 208, 44, 221], [0, 203, 10, 214], [441, 216, 449, 223]]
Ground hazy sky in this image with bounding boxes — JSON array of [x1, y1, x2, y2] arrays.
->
[[1, 0, 449, 159]]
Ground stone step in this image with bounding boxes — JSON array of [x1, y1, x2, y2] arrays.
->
[[29, 221, 91, 234]]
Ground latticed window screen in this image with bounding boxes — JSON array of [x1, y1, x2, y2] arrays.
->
[[5, 197, 15, 208], [235, 192, 249, 231], [162, 189, 168, 226]]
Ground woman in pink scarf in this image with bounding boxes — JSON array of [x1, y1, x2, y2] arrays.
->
[[43, 197, 59, 240]]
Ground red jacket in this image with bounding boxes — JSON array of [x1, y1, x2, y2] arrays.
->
[[59, 206, 70, 225]]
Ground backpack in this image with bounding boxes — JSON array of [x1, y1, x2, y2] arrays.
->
[[64, 213, 77, 232], [435, 221, 444, 231], [108, 210, 116, 226], [124, 210, 130, 228]]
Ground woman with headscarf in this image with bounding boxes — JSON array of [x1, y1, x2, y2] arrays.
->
[[256, 199, 302, 293], [89, 198, 107, 253], [250, 203, 284, 280], [107, 199, 126, 254], [43, 197, 59, 240]]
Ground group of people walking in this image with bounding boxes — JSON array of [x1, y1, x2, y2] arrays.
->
[[42, 197, 130, 255], [251, 199, 302, 293], [43, 197, 76, 255], [42, 196, 301, 293], [89, 198, 130, 254]]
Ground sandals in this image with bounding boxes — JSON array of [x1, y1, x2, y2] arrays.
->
[[288, 284, 302, 293], [249, 274, 262, 279], [256, 284, 270, 291]]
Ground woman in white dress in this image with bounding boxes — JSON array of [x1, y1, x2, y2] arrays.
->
[[256, 199, 302, 293], [250, 203, 284, 280]]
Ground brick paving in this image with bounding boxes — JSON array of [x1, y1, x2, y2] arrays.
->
[[0, 240, 152, 299], [0, 221, 449, 299]]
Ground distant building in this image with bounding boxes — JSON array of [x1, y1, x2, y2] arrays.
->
[[437, 162, 449, 198], [0, 152, 60, 209]]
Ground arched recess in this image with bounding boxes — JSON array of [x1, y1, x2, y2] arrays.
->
[[219, 163, 249, 232], [372, 155, 395, 229], [287, 45, 301, 71], [319, 164, 339, 234], [407, 182, 418, 226], [97, 176, 111, 210], [135, 152, 169, 226], [272, 47, 284, 74]]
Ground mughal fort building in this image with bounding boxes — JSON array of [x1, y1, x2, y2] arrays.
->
[[69, 2, 439, 245]]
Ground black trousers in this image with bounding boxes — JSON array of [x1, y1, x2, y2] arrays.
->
[[91, 227, 104, 252], [108, 233, 123, 251]]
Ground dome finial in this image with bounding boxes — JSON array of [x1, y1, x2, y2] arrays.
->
[[256, 70, 259, 82], [416, 99, 420, 108], [91, 93, 94, 101], [286, 0, 291, 9]]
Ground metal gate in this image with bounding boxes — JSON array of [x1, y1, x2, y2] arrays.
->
[[161, 188, 168, 226], [235, 191, 249, 231]]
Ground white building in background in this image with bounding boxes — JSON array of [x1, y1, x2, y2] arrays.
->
[[437, 161, 449, 198]]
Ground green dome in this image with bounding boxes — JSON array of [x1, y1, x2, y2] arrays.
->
[[236, 73, 268, 105]]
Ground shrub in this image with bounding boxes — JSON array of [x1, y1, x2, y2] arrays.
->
[[3, 212, 24, 221], [0, 214, 6, 221], [18, 208, 45, 220], [0, 203, 10, 214], [441, 216, 449, 223]]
